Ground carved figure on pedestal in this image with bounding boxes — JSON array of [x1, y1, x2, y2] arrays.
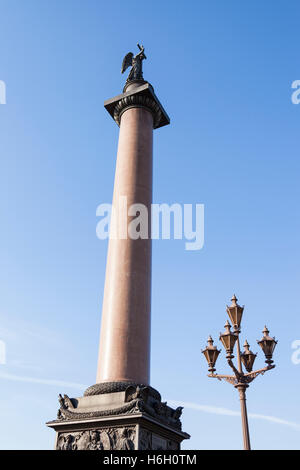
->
[[116, 428, 135, 450]]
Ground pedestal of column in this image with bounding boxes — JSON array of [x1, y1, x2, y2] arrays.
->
[[47, 384, 188, 450], [46, 82, 190, 450]]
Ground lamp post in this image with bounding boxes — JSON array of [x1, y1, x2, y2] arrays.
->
[[202, 295, 277, 450]]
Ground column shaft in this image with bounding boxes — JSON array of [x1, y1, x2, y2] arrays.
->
[[96, 106, 153, 384]]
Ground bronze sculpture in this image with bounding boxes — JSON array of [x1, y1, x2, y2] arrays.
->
[[121, 44, 146, 83]]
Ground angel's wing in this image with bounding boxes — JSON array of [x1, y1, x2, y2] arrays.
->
[[121, 52, 133, 74]]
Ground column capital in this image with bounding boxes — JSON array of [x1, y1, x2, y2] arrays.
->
[[104, 82, 170, 129]]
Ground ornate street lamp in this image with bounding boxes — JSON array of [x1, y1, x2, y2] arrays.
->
[[240, 340, 257, 373], [219, 320, 237, 359], [226, 294, 244, 328], [202, 336, 221, 373], [257, 326, 277, 366], [202, 295, 277, 450]]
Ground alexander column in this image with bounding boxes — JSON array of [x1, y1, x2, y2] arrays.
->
[[47, 45, 189, 450]]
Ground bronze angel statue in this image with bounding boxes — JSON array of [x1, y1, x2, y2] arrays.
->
[[121, 44, 146, 82]]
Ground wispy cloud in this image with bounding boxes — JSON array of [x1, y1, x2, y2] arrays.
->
[[0, 315, 64, 347], [169, 400, 300, 430], [0, 372, 87, 391], [0, 373, 298, 431]]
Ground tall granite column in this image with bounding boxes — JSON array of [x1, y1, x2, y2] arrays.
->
[[46, 57, 190, 450], [97, 98, 153, 385]]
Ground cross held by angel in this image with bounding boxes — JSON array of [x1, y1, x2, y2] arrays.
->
[[121, 44, 146, 83]]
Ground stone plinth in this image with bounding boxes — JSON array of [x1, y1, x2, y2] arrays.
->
[[46, 383, 189, 450]]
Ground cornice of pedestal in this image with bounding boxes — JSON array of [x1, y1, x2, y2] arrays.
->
[[47, 382, 187, 436], [104, 82, 170, 129]]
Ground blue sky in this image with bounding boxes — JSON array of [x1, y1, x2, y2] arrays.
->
[[0, 0, 299, 449]]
